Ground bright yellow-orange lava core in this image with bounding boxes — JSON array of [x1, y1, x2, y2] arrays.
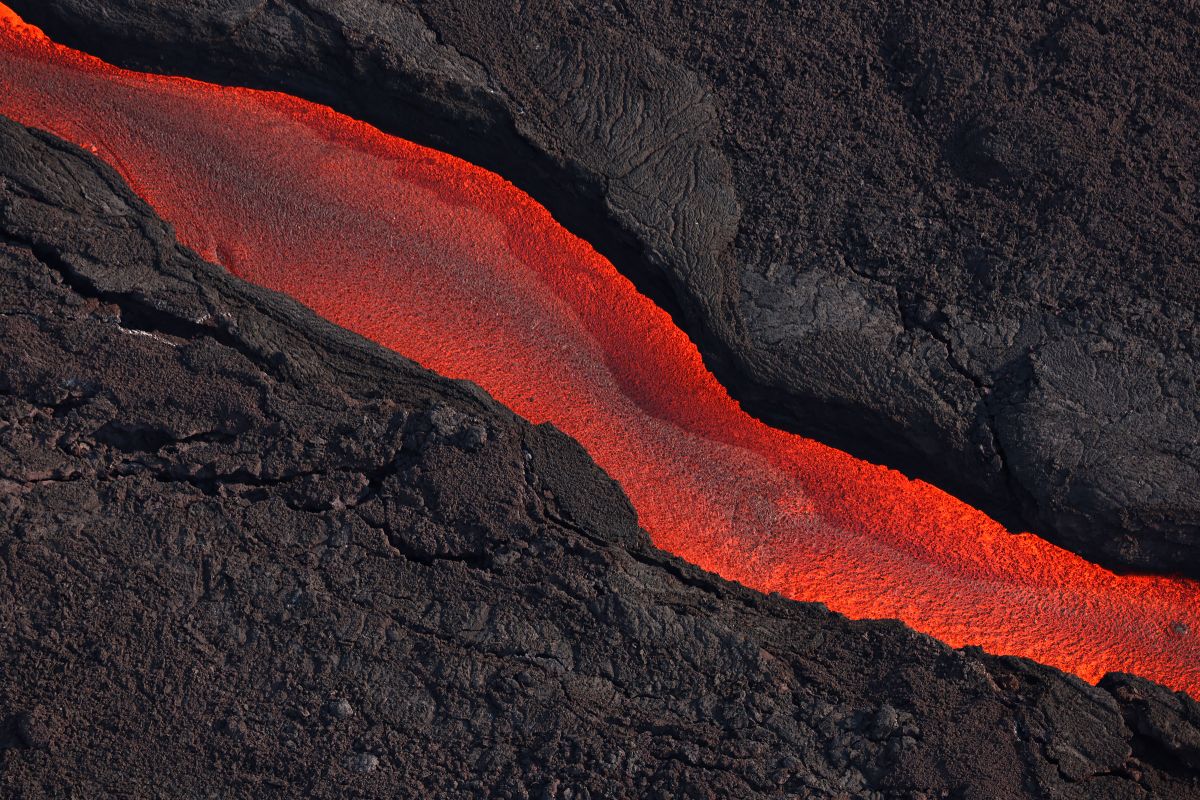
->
[[2, 4, 1196, 694]]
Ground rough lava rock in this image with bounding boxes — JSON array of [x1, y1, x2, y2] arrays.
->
[[3, 116, 1200, 798], [12, 0, 1197, 577]]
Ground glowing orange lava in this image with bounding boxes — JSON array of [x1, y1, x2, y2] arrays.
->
[[1, 4, 1196, 694]]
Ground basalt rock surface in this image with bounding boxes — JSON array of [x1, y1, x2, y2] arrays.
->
[[3, 117, 1200, 798], [11, 0, 1197, 577]]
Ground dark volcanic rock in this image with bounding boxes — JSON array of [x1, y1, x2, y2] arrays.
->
[[13, 0, 1197, 576], [2, 117, 1199, 798]]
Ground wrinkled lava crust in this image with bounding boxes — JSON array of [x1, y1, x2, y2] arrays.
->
[[3, 107, 1200, 800], [0, 6, 1196, 696], [10, 0, 1198, 579]]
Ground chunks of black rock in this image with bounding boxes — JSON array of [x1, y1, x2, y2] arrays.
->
[[347, 753, 380, 774], [1, 114, 1199, 798], [326, 699, 354, 720], [15, 709, 52, 750], [14, 0, 1197, 575]]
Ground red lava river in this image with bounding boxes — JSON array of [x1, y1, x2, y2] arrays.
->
[[2, 5, 1197, 695]]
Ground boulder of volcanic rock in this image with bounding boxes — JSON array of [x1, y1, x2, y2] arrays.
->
[[14, 0, 1197, 577], [2, 114, 1200, 798]]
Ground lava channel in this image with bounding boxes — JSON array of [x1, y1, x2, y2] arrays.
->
[[1, 4, 1196, 695]]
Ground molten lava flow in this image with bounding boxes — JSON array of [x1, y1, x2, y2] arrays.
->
[[1, 4, 1196, 694]]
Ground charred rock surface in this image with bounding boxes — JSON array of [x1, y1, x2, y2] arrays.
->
[[2, 117, 1200, 798], [13, 0, 1197, 577]]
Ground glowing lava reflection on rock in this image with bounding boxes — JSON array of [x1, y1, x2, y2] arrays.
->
[[2, 4, 1196, 694]]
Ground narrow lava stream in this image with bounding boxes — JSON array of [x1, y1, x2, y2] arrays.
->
[[2, 6, 1197, 695]]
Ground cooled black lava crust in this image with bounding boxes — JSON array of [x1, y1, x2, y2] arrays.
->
[[11, 0, 1198, 577], [3, 117, 1200, 798]]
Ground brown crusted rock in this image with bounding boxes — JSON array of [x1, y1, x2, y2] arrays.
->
[[1103, 673, 1200, 770]]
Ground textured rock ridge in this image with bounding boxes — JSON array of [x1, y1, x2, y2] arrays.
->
[[2, 117, 1200, 797]]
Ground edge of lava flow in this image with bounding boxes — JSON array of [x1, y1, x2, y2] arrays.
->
[[1, 3, 1197, 696]]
